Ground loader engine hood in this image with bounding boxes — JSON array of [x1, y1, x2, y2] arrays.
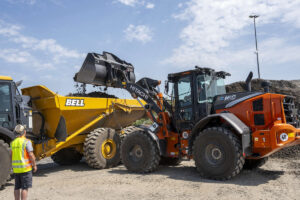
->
[[74, 52, 136, 88], [213, 91, 264, 110]]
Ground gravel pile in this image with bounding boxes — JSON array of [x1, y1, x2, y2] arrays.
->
[[226, 79, 300, 159]]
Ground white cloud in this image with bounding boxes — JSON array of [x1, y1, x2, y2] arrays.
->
[[124, 24, 153, 43], [0, 20, 83, 69], [0, 48, 56, 70], [6, 0, 37, 5], [165, 0, 300, 69], [118, 0, 139, 7], [146, 3, 154, 9], [0, 49, 31, 63], [260, 37, 300, 64], [117, 0, 155, 9]]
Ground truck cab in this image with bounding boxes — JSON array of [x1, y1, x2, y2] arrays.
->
[[0, 76, 32, 141]]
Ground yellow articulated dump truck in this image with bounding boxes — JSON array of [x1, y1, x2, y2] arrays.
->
[[0, 75, 145, 187]]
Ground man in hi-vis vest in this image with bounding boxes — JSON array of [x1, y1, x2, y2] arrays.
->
[[11, 124, 37, 200]]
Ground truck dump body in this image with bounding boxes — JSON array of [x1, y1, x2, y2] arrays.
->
[[21, 85, 145, 159]]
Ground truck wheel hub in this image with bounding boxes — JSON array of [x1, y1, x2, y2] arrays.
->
[[101, 139, 116, 159]]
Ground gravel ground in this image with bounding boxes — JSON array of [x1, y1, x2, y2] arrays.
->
[[0, 157, 299, 200]]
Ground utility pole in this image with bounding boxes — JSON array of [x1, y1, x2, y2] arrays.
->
[[249, 15, 261, 79]]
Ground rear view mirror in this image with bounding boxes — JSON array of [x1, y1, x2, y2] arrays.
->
[[15, 80, 23, 87]]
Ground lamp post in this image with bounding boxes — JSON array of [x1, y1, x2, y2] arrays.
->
[[249, 15, 261, 79]]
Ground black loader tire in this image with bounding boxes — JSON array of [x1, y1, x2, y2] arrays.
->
[[84, 128, 121, 169], [118, 126, 140, 164], [160, 157, 182, 166], [51, 148, 83, 165], [243, 157, 268, 170], [119, 126, 138, 141], [0, 140, 11, 188], [121, 128, 160, 173], [193, 127, 245, 180]]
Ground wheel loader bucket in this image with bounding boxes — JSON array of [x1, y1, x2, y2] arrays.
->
[[74, 52, 135, 88]]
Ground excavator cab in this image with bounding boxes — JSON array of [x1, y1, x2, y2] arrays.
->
[[167, 68, 229, 132]]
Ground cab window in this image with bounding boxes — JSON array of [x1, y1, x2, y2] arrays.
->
[[178, 76, 192, 107], [0, 83, 11, 112]]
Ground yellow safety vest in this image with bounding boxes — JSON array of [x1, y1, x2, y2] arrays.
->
[[11, 137, 32, 173]]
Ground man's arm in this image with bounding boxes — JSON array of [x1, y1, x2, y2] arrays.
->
[[26, 140, 37, 172], [28, 152, 37, 172]]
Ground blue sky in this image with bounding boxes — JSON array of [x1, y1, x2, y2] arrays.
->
[[0, 0, 300, 96]]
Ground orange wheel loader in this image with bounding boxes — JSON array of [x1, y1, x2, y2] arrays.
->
[[74, 51, 300, 180]]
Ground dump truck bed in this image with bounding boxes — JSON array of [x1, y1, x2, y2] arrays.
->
[[21, 85, 145, 158]]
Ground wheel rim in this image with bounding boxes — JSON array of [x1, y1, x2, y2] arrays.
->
[[101, 139, 117, 159], [204, 144, 225, 166], [129, 144, 143, 162]]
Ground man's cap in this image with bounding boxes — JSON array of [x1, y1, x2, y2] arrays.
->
[[14, 124, 26, 136]]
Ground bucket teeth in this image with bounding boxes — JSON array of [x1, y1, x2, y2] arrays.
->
[[74, 52, 135, 88]]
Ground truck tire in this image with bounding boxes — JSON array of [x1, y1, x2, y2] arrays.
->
[[84, 128, 121, 169], [51, 148, 83, 165], [160, 157, 181, 166], [193, 127, 245, 180], [243, 157, 268, 170], [121, 129, 160, 173], [0, 140, 11, 188]]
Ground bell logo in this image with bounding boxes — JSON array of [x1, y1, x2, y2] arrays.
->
[[65, 99, 85, 107]]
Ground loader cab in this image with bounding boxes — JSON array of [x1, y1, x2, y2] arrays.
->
[[167, 68, 229, 131]]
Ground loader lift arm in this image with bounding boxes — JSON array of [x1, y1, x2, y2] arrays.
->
[[74, 51, 171, 127]]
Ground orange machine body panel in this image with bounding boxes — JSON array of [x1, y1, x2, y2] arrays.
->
[[216, 93, 300, 158]]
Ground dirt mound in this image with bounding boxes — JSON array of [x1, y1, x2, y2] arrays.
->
[[226, 79, 300, 159], [68, 91, 118, 98], [226, 79, 300, 108]]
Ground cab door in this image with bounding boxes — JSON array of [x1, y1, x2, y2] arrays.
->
[[175, 75, 194, 130], [0, 82, 14, 130]]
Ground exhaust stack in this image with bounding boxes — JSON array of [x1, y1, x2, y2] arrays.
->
[[74, 52, 136, 88], [245, 71, 253, 92]]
